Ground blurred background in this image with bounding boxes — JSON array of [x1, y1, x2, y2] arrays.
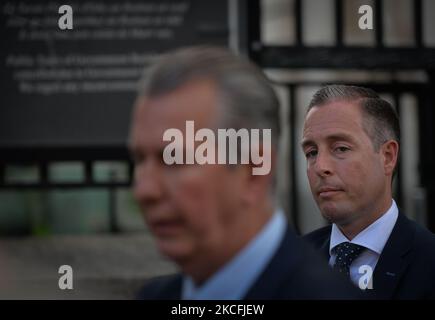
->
[[1, 0, 434, 298]]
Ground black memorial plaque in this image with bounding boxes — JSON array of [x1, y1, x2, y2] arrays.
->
[[0, 0, 229, 152]]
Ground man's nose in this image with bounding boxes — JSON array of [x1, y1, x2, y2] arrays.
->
[[133, 159, 164, 204], [313, 151, 334, 177]]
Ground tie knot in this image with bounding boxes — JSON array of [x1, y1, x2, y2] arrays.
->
[[333, 242, 366, 275]]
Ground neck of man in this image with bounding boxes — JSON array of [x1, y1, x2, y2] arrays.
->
[[186, 202, 275, 286], [338, 193, 393, 241]]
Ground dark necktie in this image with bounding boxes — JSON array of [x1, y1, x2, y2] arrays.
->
[[332, 242, 365, 276]]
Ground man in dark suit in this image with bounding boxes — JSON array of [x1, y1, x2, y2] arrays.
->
[[130, 47, 360, 299], [301, 85, 435, 299]]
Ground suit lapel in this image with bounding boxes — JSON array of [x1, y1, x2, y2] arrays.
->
[[167, 276, 183, 299], [372, 213, 414, 299], [156, 274, 183, 299], [244, 226, 299, 299], [320, 235, 331, 261], [305, 225, 332, 262]]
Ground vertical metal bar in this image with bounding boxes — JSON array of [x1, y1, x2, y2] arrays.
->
[[393, 91, 403, 209], [0, 163, 4, 185], [414, 0, 423, 48], [288, 85, 300, 234], [128, 161, 134, 186], [247, 0, 261, 60], [40, 161, 48, 186], [109, 169, 119, 233], [421, 72, 435, 232], [414, 91, 427, 227], [84, 161, 93, 185], [228, 0, 240, 53], [335, 0, 343, 47], [294, 0, 303, 46], [374, 0, 384, 47]]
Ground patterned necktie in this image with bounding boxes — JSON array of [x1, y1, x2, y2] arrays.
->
[[332, 242, 365, 276]]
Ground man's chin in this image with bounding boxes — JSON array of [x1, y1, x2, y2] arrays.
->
[[320, 203, 347, 224], [321, 209, 355, 227], [156, 239, 191, 263]]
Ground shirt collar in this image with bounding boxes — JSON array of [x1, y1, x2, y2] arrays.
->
[[330, 199, 399, 255], [182, 209, 287, 300]]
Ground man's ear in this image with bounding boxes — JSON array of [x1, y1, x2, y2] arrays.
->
[[381, 140, 399, 176]]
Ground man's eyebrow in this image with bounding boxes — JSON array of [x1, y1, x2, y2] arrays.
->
[[301, 139, 315, 149], [301, 133, 357, 149], [325, 133, 357, 143]]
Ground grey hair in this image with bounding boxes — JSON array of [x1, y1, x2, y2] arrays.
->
[[307, 85, 400, 151], [137, 46, 281, 148]]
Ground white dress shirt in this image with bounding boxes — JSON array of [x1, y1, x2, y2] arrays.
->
[[329, 199, 399, 288]]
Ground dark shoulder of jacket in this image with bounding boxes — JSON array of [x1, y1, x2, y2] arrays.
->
[[302, 224, 332, 247], [408, 217, 435, 259], [135, 273, 182, 300], [276, 234, 364, 299]]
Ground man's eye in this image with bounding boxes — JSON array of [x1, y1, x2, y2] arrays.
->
[[335, 146, 350, 153], [305, 150, 317, 159]]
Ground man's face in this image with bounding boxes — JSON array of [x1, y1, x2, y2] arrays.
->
[[129, 80, 248, 273], [302, 101, 390, 226]]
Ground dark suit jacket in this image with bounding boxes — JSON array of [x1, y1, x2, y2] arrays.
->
[[304, 212, 435, 299], [137, 225, 362, 299]]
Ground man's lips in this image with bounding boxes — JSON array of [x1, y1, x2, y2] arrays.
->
[[317, 186, 343, 198], [149, 218, 183, 236]]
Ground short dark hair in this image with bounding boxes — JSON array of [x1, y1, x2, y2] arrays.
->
[[307, 85, 400, 151]]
